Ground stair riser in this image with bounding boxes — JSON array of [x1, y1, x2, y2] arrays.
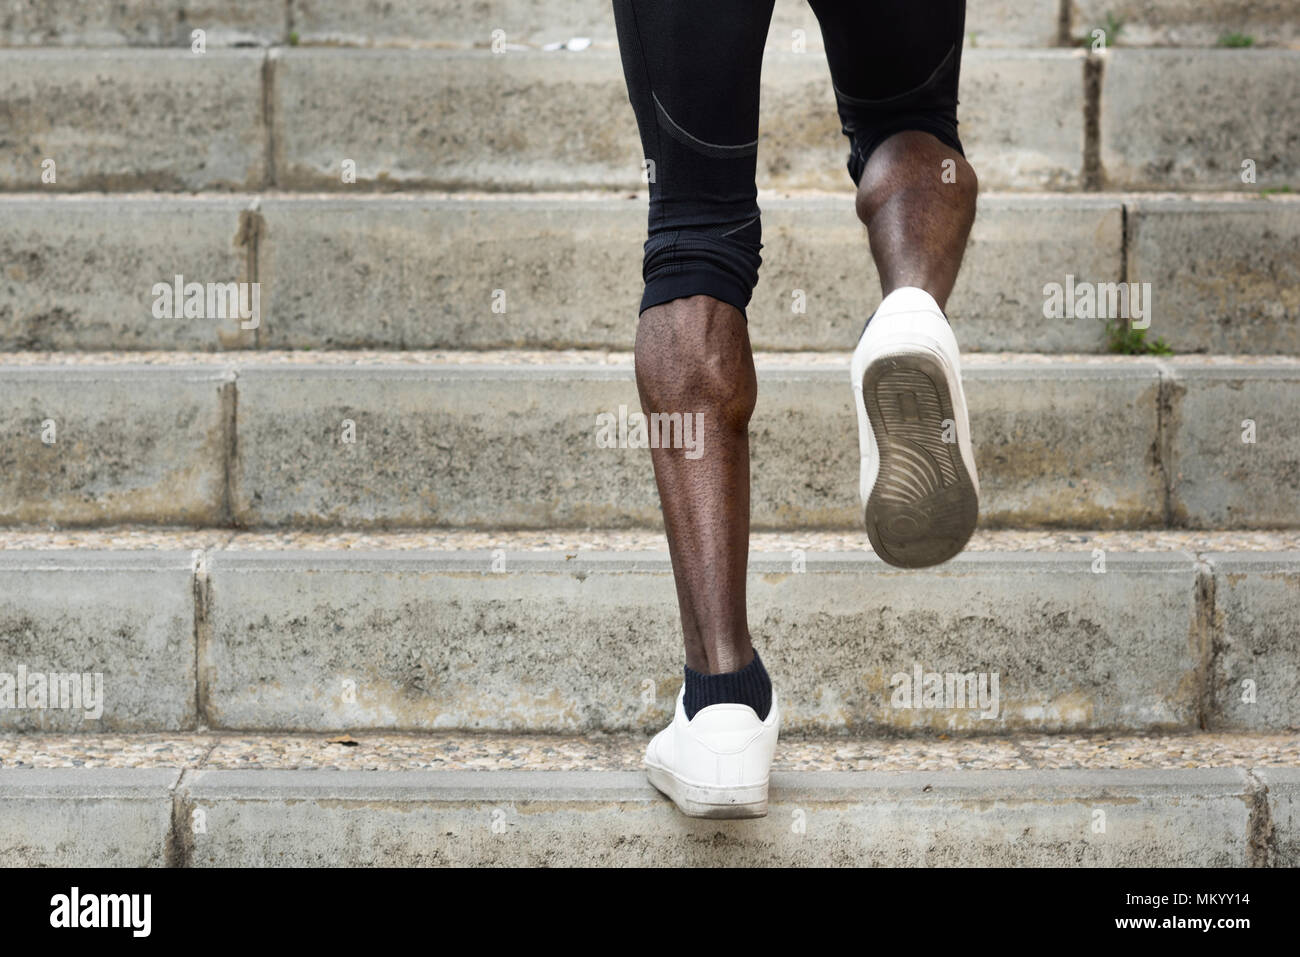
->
[[1072, 0, 1300, 48], [1, 51, 265, 192], [229, 363, 1171, 529], [283, 0, 1064, 52], [0, 554, 196, 731], [270, 50, 1086, 191], [2, 0, 279, 46], [2, 551, 1297, 734], [10, 2, 1296, 51], [1, 361, 1296, 528], [6, 767, 1293, 867], [4, 50, 1297, 192], [0, 367, 230, 526], [5, 195, 1296, 353]]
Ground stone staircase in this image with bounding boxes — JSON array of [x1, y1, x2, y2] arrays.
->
[[1, 0, 1298, 866]]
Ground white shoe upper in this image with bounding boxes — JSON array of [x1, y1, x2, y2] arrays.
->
[[645, 687, 780, 789], [849, 285, 979, 507]]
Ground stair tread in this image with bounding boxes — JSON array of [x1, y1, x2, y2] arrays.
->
[[2, 351, 1298, 368], [2, 189, 1294, 201], [1, 526, 1299, 554], [3, 730, 1298, 772]]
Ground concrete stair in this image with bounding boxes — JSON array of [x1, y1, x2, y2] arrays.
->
[[4, 193, 1297, 354], [1, 0, 1298, 866], [1, 529, 1298, 735], [5, 1, 1295, 51], [2, 731, 1297, 866], [0, 352, 1297, 528], [4, 48, 1298, 191]]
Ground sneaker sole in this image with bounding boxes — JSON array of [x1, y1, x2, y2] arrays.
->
[[861, 350, 978, 568], [644, 763, 769, 819]]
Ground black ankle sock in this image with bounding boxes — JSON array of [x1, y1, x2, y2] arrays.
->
[[683, 650, 772, 721]]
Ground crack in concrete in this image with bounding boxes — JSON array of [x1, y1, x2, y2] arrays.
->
[[1244, 768, 1275, 867]]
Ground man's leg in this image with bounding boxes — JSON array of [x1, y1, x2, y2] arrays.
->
[[856, 130, 977, 312], [612, 0, 774, 682], [810, 0, 981, 568], [613, 0, 779, 818], [809, 0, 977, 310], [634, 296, 756, 677]]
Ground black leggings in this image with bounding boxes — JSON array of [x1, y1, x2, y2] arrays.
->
[[612, 0, 967, 317]]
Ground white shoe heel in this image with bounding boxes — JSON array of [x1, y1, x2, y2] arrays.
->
[[644, 689, 780, 819], [851, 287, 979, 568]]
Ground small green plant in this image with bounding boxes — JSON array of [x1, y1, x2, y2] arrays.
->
[[288, 30, 300, 46], [1217, 32, 1255, 47], [1106, 319, 1172, 355], [1259, 185, 1293, 196]]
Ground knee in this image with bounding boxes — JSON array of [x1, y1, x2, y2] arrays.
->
[[634, 297, 756, 434]]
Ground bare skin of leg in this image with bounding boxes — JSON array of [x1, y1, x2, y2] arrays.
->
[[635, 295, 756, 675], [855, 130, 978, 311], [635, 131, 977, 677]]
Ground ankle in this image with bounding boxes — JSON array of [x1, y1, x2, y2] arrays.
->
[[683, 649, 773, 721]]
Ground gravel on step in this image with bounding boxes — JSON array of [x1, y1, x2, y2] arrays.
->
[[2, 732, 1297, 773], [1, 527, 1299, 553]]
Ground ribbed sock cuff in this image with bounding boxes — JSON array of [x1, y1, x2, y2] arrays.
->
[[683, 650, 772, 722]]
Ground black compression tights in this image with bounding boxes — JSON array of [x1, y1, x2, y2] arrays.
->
[[612, 0, 968, 317]]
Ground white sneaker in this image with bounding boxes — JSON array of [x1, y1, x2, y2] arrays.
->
[[850, 286, 979, 568], [644, 686, 779, 819]]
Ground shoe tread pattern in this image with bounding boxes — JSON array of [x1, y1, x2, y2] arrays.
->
[[862, 353, 978, 568]]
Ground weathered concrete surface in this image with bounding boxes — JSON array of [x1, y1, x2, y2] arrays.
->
[[1259, 768, 1300, 867], [16, 193, 1300, 355], [0, 1, 281, 46], [177, 767, 1251, 866], [1126, 197, 1300, 355], [0, 355, 1286, 530], [256, 194, 1122, 353], [1073, 0, 1300, 47], [202, 551, 1200, 734], [230, 363, 662, 528], [1166, 362, 1300, 528], [0, 551, 197, 731], [1206, 555, 1300, 732], [255, 196, 642, 350], [9, 727, 1300, 770], [0, 364, 231, 525], [0, 196, 255, 351], [911, 360, 1164, 528], [0, 764, 1261, 867], [1100, 50, 1300, 190], [0, 50, 265, 191], [230, 360, 1163, 529], [272, 49, 639, 190], [761, 195, 1122, 354], [957, 51, 1086, 189], [290, 0, 1062, 49], [0, 768, 178, 867], [272, 49, 1084, 190]]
